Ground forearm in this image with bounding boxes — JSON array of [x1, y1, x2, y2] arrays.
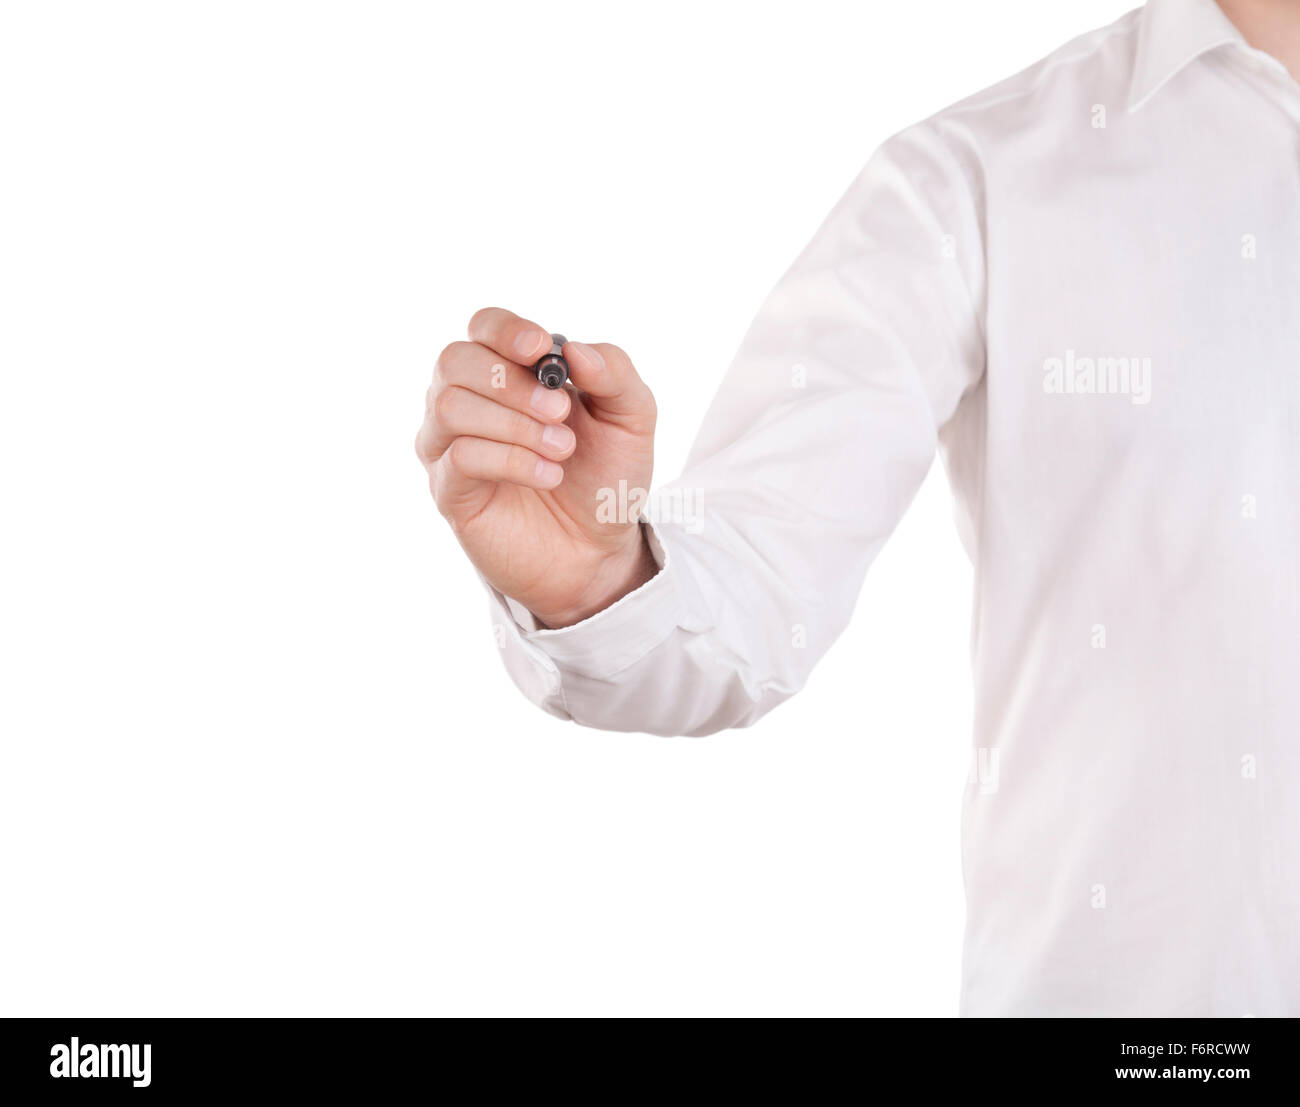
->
[[489, 120, 985, 737]]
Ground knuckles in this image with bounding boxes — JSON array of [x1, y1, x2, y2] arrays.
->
[[506, 407, 536, 445], [430, 383, 461, 427], [434, 340, 474, 379], [441, 436, 464, 471], [505, 443, 533, 480], [467, 306, 501, 335]]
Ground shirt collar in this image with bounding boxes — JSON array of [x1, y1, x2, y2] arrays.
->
[[1128, 0, 1245, 112]]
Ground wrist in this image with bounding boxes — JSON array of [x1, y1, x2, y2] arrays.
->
[[534, 525, 659, 629]]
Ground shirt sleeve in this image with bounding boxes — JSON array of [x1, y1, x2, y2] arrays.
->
[[486, 119, 987, 736]]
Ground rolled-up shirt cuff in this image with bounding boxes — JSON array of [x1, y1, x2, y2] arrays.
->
[[486, 521, 693, 681]]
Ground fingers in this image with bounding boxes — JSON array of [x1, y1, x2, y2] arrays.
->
[[433, 340, 572, 424], [416, 385, 577, 464], [447, 313, 655, 436], [436, 438, 566, 508], [562, 340, 656, 432], [418, 313, 656, 514], [467, 306, 552, 366], [418, 332, 577, 512]]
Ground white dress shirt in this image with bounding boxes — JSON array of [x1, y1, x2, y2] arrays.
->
[[486, 0, 1300, 1016]]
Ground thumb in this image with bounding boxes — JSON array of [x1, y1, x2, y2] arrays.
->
[[563, 340, 657, 434]]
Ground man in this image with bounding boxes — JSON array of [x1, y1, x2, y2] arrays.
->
[[415, 0, 1300, 1016]]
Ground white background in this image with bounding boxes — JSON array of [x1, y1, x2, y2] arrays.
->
[[1, 0, 1134, 1016]]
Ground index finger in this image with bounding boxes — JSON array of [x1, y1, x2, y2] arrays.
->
[[467, 306, 552, 366]]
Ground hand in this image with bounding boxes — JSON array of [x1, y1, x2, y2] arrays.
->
[[416, 307, 659, 628]]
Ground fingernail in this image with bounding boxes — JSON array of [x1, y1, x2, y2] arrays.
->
[[535, 458, 564, 486], [570, 341, 604, 370], [542, 423, 574, 452], [515, 330, 546, 360], [530, 384, 568, 418]]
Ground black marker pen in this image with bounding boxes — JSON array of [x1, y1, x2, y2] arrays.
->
[[532, 333, 569, 389]]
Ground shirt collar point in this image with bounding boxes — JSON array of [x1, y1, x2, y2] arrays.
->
[[1126, 0, 1245, 113]]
